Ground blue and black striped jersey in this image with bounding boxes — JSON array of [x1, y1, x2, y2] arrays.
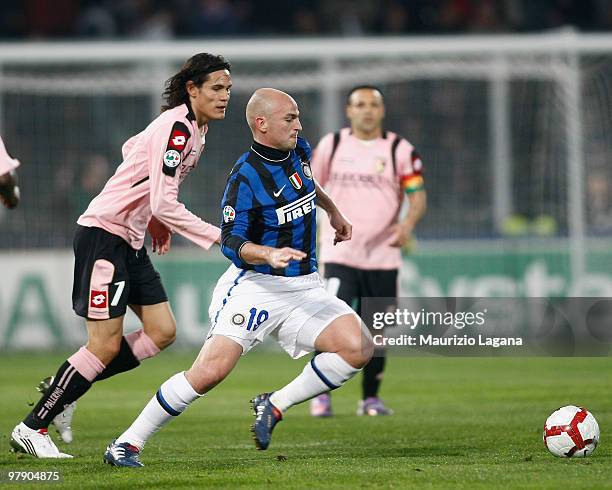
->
[[220, 137, 318, 277]]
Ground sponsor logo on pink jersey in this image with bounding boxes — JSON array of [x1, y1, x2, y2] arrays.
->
[[168, 126, 189, 152]]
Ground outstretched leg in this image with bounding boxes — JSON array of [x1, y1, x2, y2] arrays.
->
[[105, 335, 242, 467], [26, 300, 175, 448], [251, 313, 373, 450], [311, 264, 361, 417], [271, 313, 373, 410], [12, 317, 123, 458], [94, 302, 175, 382]]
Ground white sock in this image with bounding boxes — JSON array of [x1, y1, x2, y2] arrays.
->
[[116, 372, 201, 450], [270, 353, 360, 413]]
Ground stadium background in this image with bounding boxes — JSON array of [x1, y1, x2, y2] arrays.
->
[[0, 3, 611, 489], [0, 0, 611, 351]]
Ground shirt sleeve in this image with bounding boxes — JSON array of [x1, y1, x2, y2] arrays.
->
[[397, 138, 425, 193], [121, 134, 139, 160], [220, 168, 254, 268], [0, 136, 20, 175], [310, 132, 335, 187], [148, 121, 221, 249]]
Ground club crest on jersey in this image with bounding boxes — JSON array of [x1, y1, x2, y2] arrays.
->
[[231, 313, 246, 326], [223, 205, 236, 223], [301, 161, 313, 180], [90, 290, 108, 309], [289, 172, 303, 190]]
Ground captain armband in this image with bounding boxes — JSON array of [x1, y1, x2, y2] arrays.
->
[[401, 174, 425, 194]]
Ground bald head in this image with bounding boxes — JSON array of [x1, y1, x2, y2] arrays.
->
[[246, 88, 294, 130], [246, 88, 302, 151]]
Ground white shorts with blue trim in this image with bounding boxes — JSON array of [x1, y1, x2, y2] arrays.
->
[[206, 264, 357, 358]]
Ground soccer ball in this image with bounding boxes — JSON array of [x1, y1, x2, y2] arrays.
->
[[543, 405, 600, 458]]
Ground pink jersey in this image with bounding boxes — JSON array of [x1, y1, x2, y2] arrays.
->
[[312, 128, 423, 270], [0, 136, 20, 175], [78, 104, 220, 250]]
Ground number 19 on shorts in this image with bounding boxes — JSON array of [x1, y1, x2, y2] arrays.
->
[[246, 308, 269, 331]]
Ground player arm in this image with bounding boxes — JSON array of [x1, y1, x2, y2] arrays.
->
[[314, 179, 338, 215], [310, 133, 335, 187], [220, 172, 306, 268], [390, 144, 427, 247], [149, 124, 220, 249], [237, 243, 271, 265], [315, 180, 352, 244], [239, 243, 306, 268], [220, 172, 253, 266], [400, 188, 427, 235], [399, 147, 427, 233]]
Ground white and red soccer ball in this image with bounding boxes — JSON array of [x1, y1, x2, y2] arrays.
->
[[543, 405, 600, 458]]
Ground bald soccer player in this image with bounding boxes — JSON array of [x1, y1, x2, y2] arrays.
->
[[104, 88, 374, 467]]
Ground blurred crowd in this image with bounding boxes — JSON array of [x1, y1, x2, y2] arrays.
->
[[1, 0, 611, 248], [0, 0, 610, 40]]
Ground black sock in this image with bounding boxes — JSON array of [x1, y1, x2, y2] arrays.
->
[[362, 352, 386, 399], [94, 337, 140, 382], [24, 361, 92, 430]]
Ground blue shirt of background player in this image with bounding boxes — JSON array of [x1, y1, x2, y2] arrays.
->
[[220, 136, 317, 277]]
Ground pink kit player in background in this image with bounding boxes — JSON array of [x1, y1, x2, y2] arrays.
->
[[310, 85, 427, 418], [313, 127, 424, 270]]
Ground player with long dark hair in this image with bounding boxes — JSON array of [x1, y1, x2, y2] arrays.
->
[[10, 53, 232, 458]]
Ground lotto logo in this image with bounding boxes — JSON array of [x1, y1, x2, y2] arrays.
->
[[172, 135, 186, 147], [168, 124, 189, 151], [90, 290, 108, 308]]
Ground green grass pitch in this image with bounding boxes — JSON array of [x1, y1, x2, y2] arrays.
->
[[0, 352, 610, 489]]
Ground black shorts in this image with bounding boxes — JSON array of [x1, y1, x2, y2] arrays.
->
[[72, 225, 167, 320], [323, 263, 397, 316]]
